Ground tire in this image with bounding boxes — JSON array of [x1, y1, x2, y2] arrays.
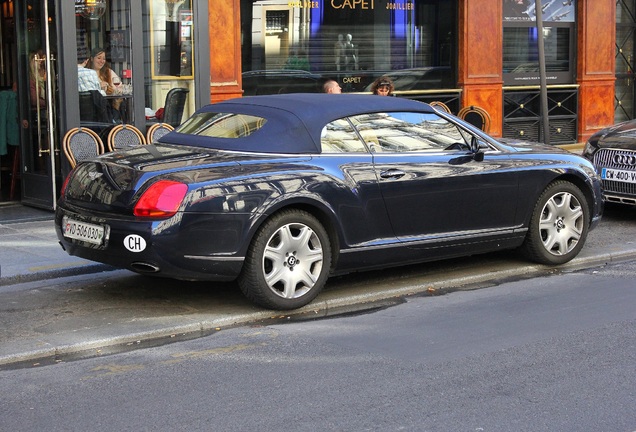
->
[[238, 209, 332, 310], [521, 180, 590, 265]]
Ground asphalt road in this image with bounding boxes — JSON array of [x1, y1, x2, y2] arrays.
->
[[0, 261, 634, 431], [1, 203, 636, 368]]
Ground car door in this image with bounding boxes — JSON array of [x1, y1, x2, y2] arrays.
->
[[319, 118, 396, 248], [350, 111, 520, 243]]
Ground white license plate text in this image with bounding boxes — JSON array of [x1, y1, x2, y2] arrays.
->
[[63, 217, 105, 245]]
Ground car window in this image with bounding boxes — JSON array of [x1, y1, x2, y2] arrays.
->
[[178, 112, 266, 138], [350, 111, 469, 153], [320, 119, 367, 153]]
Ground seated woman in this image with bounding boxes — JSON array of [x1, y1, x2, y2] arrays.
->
[[89, 47, 125, 122]]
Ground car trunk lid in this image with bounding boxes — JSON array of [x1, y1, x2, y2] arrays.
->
[[62, 143, 312, 215], [63, 144, 242, 214]]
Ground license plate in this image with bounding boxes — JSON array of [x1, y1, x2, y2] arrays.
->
[[601, 167, 636, 184], [63, 217, 105, 246]]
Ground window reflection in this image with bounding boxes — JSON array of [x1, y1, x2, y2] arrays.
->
[[240, 0, 457, 95], [143, 0, 195, 128], [75, 0, 133, 132], [350, 112, 466, 153], [179, 113, 266, 138]]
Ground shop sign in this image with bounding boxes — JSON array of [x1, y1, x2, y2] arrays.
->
[[330, 0, 375, 10], [342, 75, 362, 85], [289, 0, 414, 11], [288, 1, 319, 7]]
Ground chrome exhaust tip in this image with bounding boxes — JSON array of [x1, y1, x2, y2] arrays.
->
[[130, 262, 160, 273]]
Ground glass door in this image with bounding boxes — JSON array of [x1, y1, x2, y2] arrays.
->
[[15, 0, 60, 210]]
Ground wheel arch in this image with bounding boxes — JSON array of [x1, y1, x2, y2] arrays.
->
[[246, 198, 343, 269], [551, 172, 599, 227], [518, 169, 599, 229]]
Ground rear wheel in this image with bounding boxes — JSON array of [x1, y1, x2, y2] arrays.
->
[[521, 180, 589, 265], [238, 209, 332, 310]]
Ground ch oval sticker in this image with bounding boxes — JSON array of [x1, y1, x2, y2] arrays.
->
[[124, 234, 147, 252]]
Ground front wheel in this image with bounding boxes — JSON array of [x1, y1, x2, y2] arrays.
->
[[521, 180, 590, 265], [238, 209, 332, 310]]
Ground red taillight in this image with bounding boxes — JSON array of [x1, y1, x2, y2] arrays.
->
[[133, 180, 188, 218], [60, 172, 72, 199]]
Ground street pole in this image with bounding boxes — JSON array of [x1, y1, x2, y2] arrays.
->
[[535, 0, 550, 145]]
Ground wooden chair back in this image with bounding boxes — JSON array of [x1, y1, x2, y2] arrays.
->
[[457, 105, 492, 133], [146, 123, 174, 143], [429, 101, 452, 114], [107, 124, 147, 152], [62, 127, 104, 168]]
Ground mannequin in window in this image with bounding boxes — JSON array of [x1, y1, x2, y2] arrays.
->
[[343, 34, 358, 71], [334, 34, 346, 71]]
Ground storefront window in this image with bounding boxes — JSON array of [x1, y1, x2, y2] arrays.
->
[[74, 0, 134, 134], [240, 0, 456, 95], [502, 0, 576, 86], [143, 0, 195, 127]]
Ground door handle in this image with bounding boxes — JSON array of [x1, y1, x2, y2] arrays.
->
[[379, 169, 405, 179]]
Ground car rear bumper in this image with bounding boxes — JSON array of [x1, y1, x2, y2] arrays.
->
[[55, 207, 245, 281]]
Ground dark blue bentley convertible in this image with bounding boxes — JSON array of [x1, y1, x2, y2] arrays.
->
[[56, 94, 603, 309]]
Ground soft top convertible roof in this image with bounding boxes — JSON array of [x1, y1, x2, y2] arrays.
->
[[160, 93, 436, 154]]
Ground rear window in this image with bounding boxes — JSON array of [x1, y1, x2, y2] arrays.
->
[[178, 112, 266, 138]]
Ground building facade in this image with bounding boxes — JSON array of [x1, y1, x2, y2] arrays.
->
[[219, 0, 616, 144], [0, 0, 625, 210]]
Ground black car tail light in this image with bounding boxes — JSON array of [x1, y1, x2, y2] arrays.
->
[[133, 180, 188, 218]]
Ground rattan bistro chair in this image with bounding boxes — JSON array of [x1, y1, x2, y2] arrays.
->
[[429, 101, 452, 114], [146, 122, 174, 144], [457, 105, 492, 133], [106, 124, 147, 152], [62, 127, 105, 168]]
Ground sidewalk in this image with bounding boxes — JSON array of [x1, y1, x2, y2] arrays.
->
[[0, 204, 112, 284]]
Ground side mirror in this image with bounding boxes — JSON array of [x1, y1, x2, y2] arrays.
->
[[470, 136, 484, 162]]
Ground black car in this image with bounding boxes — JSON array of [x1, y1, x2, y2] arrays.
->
[[242, 69, 323, 95], [56, 94, 603, 310], [363, 67, 453, 92], [583, 118, 636, 205]]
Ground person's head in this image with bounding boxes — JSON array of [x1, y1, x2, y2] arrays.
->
[[77, 46, 90, 67], [323, 79, 342, 94], [371, 77, 394, 96], [77, 56, 89, 67], [89, 47, 108, 71]]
